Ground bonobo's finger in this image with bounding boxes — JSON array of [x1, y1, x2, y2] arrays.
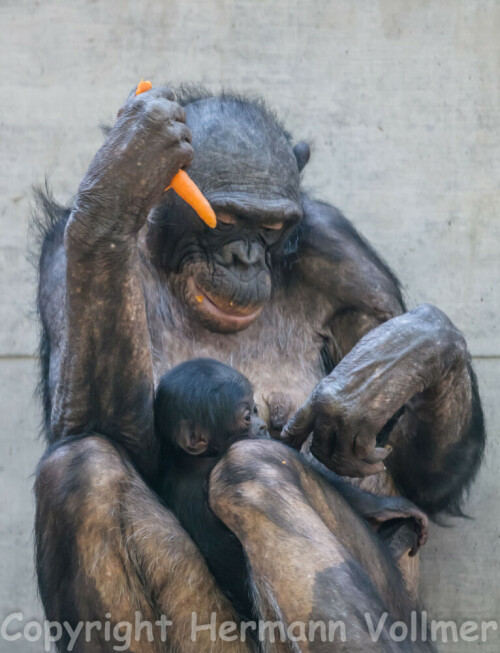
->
[[355, 437, 392, 463], [281, 400, 315, 449], [134, 96, 185, 122], [117, 86, 177, 118], [370, 446, 392, 462], [117, 86, 144, 117], [173, 140, 195, 171], [164, 101, 186, 124], [309, 437, 386, 478], [172, 122, 193, 144], [344, 458, 387, 478], [154, 86, 176, 102], [355, 446, 391, 476]]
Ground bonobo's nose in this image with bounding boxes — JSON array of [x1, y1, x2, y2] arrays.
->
[[251, 415, 270, 438], [222, 240, 265, 268], [259, 422, 268, 435]]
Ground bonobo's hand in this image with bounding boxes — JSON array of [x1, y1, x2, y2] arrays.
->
[[72, 86, 194, 238], [281, 374, 392, 477], [281, 305, 468, 478]]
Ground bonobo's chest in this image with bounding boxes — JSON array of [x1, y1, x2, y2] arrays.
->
[[150, 290, 330, 426]]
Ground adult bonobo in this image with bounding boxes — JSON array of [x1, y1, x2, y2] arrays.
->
[[34, 85, 484, 652]]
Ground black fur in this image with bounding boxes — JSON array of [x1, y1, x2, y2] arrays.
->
[[388, 363, 485, 518], [307, 199, 406, 311], [173, 83, 294, 145], [31, 184, 70, 440]]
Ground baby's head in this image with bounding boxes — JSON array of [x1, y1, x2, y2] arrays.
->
[[154, 358, 268, 458]]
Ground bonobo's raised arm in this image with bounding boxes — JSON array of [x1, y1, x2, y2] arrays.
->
[[50, 87, 193, 477], [284, 198, 485, 516]]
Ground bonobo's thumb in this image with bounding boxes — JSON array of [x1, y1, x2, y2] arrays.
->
[[280, 399, 314, 449]]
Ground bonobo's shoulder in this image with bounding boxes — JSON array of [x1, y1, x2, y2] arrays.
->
[[301, 195, 347, 229], [294, 194, 405, 313], [32, 187, 70, 280], [298, 195, 368, 256]]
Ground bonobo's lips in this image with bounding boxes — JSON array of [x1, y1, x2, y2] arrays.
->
[[187, 277, 263, 331]]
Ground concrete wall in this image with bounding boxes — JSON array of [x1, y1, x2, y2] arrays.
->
[[0, 1, 498, 651]]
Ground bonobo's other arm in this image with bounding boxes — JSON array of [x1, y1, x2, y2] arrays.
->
[[284, 199, 485, 516], [50, 87, 193, 476]]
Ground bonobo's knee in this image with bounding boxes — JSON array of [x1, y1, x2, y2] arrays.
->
[[209, 439, 303, 519], [35, 435, 134, 624], [35, 434, 129, 518]]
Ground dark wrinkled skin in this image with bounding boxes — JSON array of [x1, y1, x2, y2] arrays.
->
[[34, 85, 484, 652]]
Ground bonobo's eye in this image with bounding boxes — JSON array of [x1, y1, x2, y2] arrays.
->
[[262, 222, 284, 232], [260, 222, 285, 242], [253, 405, 259, 415], [243, 411, 252, 425], [216, 212, 237, 231]]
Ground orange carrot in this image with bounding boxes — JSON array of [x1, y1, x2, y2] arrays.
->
[[135, 79, 152, 95], [165, 170, 217, 229], [135, 80, 217, 228]]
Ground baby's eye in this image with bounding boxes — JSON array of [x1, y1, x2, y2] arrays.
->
[[253, 405, 259, 415], [244, 412, 251, 424]]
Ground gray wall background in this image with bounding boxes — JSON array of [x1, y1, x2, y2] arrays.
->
[[0, 1, 498, 651]]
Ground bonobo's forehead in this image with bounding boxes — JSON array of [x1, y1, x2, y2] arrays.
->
[[184, 97, 302, 220]]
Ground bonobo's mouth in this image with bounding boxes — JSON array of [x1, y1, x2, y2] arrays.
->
[[187, 277, 263, 332]]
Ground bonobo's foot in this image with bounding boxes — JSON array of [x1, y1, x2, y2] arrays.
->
[[302, 451, 429, 557], [378, 518, 425, 561], [363, 495, 429, 556]]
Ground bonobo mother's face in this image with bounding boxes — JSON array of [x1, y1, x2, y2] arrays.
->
[[181, 209, 297, 332], [147, 95, 308, 333]]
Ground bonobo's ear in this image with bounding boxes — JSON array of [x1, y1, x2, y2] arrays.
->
[[293, 141, 311, 172], [177, 420, 209, 455]]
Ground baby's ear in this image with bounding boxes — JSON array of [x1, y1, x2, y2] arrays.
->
[[177, 420, 209, 455]]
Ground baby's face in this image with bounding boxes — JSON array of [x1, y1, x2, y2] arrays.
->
[[171, 394, 269, 458], [230, 395, 269, 440]]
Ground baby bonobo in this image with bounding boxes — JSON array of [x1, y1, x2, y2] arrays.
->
[[154, 358, 268, 621], [154, 359, 429, 622]]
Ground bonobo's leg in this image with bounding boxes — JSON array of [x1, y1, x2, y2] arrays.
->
[[210, 440, 432, 653], [35, 436, 253, 653]]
